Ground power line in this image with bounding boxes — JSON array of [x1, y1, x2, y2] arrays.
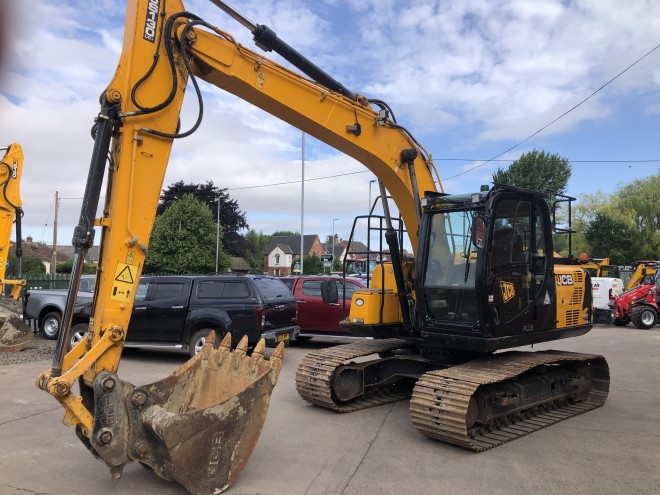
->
[[437, 158, 660, 163], [222, 157, 659, 191], [444, 42, 660, 181]]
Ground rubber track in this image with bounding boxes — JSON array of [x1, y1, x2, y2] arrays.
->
[[410, 350, 610, 451], [295, 338, 413, 412]]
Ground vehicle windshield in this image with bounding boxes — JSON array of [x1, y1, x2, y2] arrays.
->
[[422, 209, 479, 325]]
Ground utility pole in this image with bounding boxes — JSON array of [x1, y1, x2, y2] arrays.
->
[[215, 196, 221, 273], [51, 191, 59, 283], [300, 132, 305, 275]]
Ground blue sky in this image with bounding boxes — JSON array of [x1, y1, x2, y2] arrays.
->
[[0, 0, 658, 249]]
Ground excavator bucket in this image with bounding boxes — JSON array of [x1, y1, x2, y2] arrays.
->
[[0, 314, 33, 352], [86, 332, 284, 495]]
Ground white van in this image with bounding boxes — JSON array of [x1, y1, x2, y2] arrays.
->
[[591, 277, 624, 323]]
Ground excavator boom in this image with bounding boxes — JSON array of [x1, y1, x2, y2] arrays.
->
[[0, 143, 31, 352]]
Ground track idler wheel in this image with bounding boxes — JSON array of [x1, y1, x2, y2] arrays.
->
[[87, 332, 285, 494]]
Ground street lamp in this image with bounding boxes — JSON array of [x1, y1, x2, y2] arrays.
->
[[332, 218, 338, 268], [368, 180, 377, 213], [215, 196, 221, 273]]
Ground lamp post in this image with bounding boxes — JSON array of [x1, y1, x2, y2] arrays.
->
[[332, 218, 338, 268], [215, 196, 221, 273], [368, 179, 376, 213]]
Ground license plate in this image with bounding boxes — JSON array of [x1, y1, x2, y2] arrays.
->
[[277, 333, 290, 342]]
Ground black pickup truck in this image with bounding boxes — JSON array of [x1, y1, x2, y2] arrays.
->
[[70, 274, 299, 356]]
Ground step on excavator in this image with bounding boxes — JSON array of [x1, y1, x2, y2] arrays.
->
[[37, 1, 610, 493], [0, 143, 31, 352]]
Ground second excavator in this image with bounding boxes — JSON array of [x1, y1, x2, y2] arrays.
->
[[0, 143, 31, 352], [37, 1, 609, 494]]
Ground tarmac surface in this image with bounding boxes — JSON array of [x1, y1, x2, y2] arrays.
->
[[1, 324, 659, 495]]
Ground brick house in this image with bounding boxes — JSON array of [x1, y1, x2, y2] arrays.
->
[[264, 234, 323, 276]]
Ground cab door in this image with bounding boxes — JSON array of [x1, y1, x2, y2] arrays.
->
[[486, 198, 552, 337]]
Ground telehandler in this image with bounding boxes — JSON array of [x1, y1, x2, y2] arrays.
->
[[38, 1, 609, 493]]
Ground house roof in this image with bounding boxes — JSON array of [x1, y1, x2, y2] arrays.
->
[[275, 244, 294, 255], [18, 242, 99, 263], [265, 235, 318, 256]]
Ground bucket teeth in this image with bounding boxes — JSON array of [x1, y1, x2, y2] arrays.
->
[[206, 329, 217, 346], [219, 332, 232, 349], [271, 341, 285, 361], [252, 338, 266, 357], [235, 335, 249, 354]]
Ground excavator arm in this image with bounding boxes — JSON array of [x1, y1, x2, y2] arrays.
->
[[0, 143, 31, 352], [37, 1, 439, 493], [0, 143, 25, 296]]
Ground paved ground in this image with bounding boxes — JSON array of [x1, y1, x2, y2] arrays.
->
[[1, 324, 659, 495]]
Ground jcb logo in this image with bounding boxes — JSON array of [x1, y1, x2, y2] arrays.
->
[[500, 281, 515, 303], [556, 274, 574, 286], [143, 0, 159, 43]]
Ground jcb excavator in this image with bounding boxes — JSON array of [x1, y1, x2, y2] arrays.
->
[[0, 143, 31, 352], [623, 261, 659, 290], [37, 1, 609, 494]]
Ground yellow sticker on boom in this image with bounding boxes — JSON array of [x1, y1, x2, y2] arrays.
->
[[110, 263, 136, 302]]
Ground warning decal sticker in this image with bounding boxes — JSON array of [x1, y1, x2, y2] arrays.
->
[[110, 263, 137, 302]]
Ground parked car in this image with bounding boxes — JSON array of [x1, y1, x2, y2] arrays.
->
[[69, 274, 299, 356], [279, 275, 367, 341], [23, 275, 96, 339]]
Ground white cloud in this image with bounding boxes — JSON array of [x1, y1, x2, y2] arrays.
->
[[1, 0, 659, 249]]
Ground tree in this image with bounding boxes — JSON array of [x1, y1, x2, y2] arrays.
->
[[298, 253, 324, 275], [7, 253, 46, 274], [571, 173, 660, 262], [57, 257, 97, 275], [272, 230, 299, 237], [243, 229, 271, 273], [492, 150, 571, 195], [158, 181, 250, 257], [584, 213, 642, 265], [146, 194, 230, 274], [617, 174, 660, 259]]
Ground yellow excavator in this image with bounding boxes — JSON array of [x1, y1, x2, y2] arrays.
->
[[37, 1, 609, 493], [623, 261, 659, 290], [0, 143, 31, 352]]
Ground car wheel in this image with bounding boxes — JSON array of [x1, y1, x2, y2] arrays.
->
[[41, 312, 61, 340], [68, 323, 89, 351], [631, 306, 657, 329], [189, 329, 214, 358]]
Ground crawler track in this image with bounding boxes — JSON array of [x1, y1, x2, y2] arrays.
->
[[295, 338, 413, 412], [298, 342, 609, 451], [410, 350, 610, 451]]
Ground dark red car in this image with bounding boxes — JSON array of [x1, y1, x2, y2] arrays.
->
[[279, 275, 367, 340]]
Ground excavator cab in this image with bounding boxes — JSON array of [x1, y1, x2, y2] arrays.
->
[[416, 185, 576, 352], [344, 185, 592, 352]]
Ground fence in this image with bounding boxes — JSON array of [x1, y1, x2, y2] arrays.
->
[[3, 272, 168, 301], [1, 273, 71, 301]]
